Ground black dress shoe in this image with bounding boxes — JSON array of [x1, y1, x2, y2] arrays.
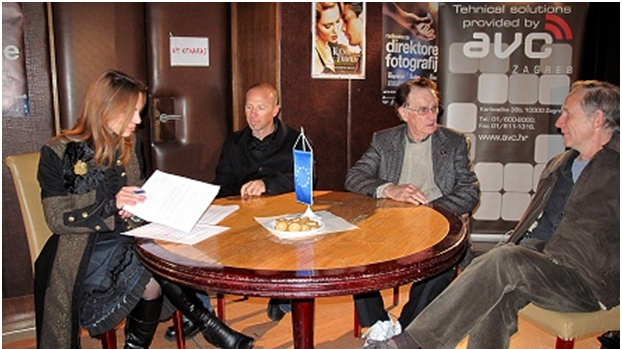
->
[[201, 314, 254, 349], [598, 331, 620, 349], [157, 279, 254, 348], [163, 319, 201, 342], [267, 299, 286, 321]]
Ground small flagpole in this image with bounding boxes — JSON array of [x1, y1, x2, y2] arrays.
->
[[300, 127, 306, 152]]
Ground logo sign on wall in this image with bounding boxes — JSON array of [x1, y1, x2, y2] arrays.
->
[[381, 2, 439, 105], [2, 2, 29, 117], [438, 3, 589, 234]]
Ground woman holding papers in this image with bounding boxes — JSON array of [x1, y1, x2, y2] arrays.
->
[[36, 70, 253, 349]]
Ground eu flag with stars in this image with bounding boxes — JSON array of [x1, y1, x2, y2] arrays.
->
[[294, 149, 313, 205], [293, 128, 313, 205]]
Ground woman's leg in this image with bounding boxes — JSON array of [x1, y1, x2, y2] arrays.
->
[[124, 278, 163, 349], [157, 277, 254, 349]]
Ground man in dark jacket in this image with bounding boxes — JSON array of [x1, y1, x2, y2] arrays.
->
[[367, 80, 620, 349], [214, 83, 299, 198], [216, 83, 301, 320]]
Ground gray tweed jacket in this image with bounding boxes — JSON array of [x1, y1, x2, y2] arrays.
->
[[345, 124, 480, 216]]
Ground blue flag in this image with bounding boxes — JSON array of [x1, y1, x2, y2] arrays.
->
[[293, 128, 313, 206], [294, 149, 313, 205]]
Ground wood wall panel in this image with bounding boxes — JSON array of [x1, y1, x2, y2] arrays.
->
[[232, 3, 279, 131], [2, 3, 55, 297], [280, 3, 399, 190], [280, 4, 348, 191], [347, 3, 402, 169], [52, 3, 148, 129]]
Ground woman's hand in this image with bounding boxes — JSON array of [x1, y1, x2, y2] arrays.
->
[[116, 186, 146, 218]]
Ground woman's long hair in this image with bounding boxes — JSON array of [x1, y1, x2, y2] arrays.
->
[[58, 70, 147, 167]]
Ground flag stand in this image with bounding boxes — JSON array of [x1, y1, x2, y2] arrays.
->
[[302, 205, 319, 219]]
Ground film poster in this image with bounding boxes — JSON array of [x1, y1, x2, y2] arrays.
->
[[312, 2, 366, 79]]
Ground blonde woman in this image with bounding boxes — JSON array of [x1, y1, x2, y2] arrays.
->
[[36, 70, 254, 349]]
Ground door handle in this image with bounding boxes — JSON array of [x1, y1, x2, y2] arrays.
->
[[159, 113, 182, 123], [152, 96, 179, 143]]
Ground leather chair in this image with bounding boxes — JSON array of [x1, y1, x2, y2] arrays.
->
[[519, 303, 620, 349], [6, 152, 185, 349]]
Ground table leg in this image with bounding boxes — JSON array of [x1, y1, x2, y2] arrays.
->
[[291, 299, 315, 349]]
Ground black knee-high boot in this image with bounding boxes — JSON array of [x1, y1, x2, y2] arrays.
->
[[124, 297, 163, 349], [158, 279, 254, 349]]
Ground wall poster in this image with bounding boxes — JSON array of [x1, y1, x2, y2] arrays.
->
[[312, 2, 365, 79], [438, 3, 589, 235], [381, 3, 439, 105], [2, 2, 29, 117]]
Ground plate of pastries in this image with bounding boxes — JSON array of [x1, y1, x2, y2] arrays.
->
[[269, 215, 325, 239]]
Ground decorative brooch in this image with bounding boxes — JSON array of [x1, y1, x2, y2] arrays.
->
[[74, 160, 88, 176], [63, 142, 104, 194]]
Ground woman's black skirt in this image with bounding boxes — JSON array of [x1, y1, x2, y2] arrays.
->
[[79, 235, 152, 337]]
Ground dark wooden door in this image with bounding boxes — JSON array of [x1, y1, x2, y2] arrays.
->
[[145, 3, 231, 182]]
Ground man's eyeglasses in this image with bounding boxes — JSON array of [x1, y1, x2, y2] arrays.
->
[[404, 105, 439, 116]]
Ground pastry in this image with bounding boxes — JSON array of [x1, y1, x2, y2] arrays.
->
[[274, 216, 321, 232]]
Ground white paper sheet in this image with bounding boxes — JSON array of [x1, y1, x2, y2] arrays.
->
[[198, 205, 239, 225], [123, 170, 220, 233], [122, 222, 228, 245]]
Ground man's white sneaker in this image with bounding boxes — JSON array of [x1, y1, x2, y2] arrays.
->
[[363, 318, 402, 348], [393, 320, 402, 337]]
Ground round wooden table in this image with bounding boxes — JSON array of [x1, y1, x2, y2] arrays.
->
[[136, 191, 467, 348]]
